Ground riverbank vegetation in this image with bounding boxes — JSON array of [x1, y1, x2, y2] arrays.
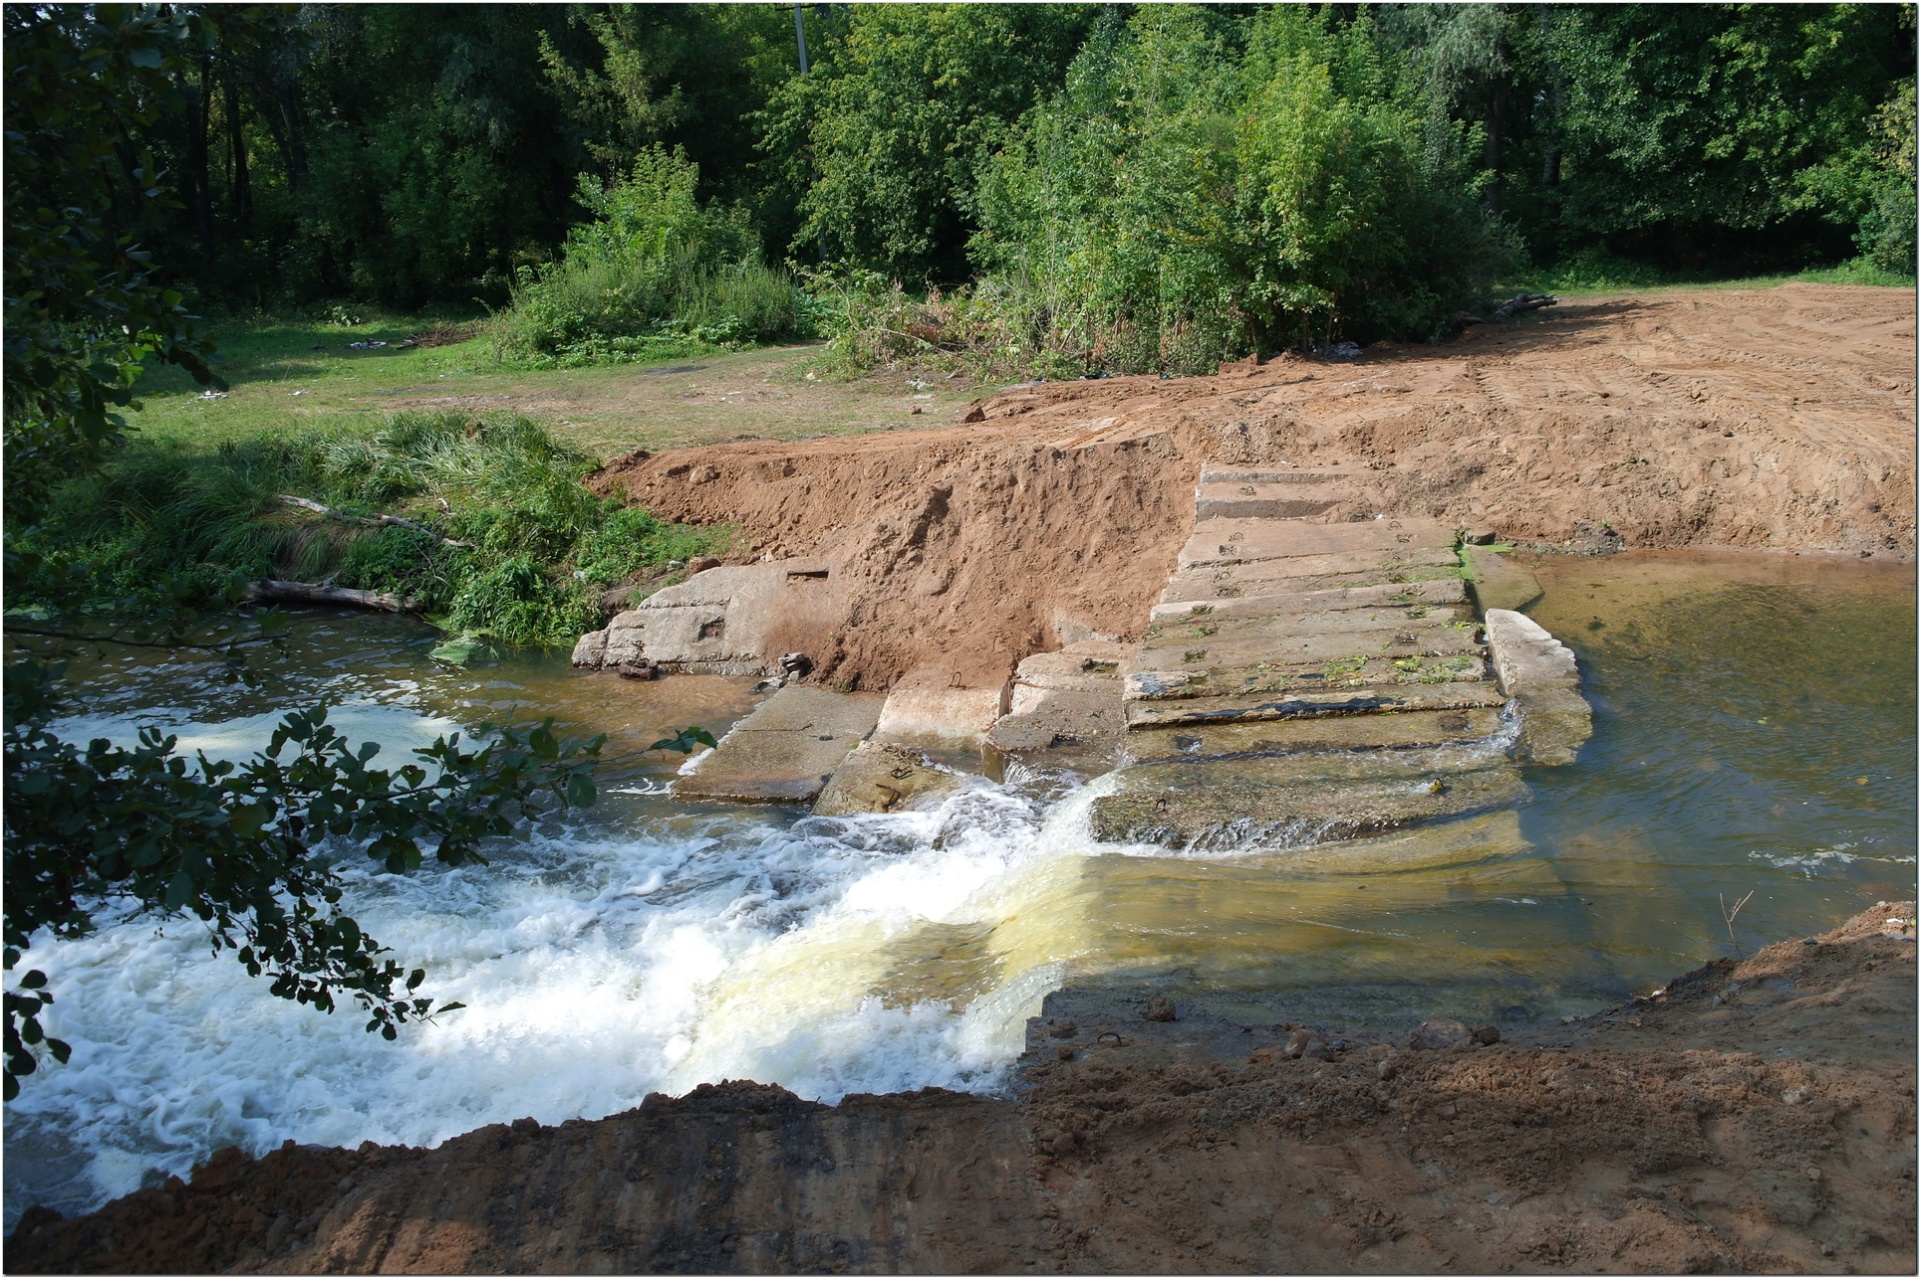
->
[[12, 412, 724, 648]]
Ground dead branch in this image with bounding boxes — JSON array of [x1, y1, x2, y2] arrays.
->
[[277, 495, 473, 549], [243, 580, 420, 612]]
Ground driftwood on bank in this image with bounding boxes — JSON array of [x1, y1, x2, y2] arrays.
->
[[1451, 293, 1559, 327], [276, 495, 473, 549], [242, 580, 420, 612]]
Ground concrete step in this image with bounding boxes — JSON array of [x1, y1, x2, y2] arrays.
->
[[675, 686, 883, 804], [1150, 577, 1467, 624], [1177, 517, 1457, 571], [1122, 707, 1505, 764], [1122, 680, 1505, 729], [1088, 759, 1526, 847], [1193, 482, 1339, 521], [1143, 603, 1475, 649], [1158, 551, 1461, 604], [1198, 466, 1360, 486]]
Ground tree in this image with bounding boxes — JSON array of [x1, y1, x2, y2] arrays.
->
[[2, 4, 605, 1101]]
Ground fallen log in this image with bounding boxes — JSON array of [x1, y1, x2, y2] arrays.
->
[[1490, 292, 1558, 320], [276, 495, 473, 549], [243, 580, 420, 612]]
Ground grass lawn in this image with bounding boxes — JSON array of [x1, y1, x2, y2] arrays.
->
[[132, 313, 999, 461]]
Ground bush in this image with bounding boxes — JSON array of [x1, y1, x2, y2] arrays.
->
[[825, 8, 1518, 378], [10, 413, 729, 647], [490, 147, 809, 364]]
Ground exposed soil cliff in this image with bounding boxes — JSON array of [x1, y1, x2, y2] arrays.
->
[[9, 903, 1914, 1275], [591, 284, 1915, 692]]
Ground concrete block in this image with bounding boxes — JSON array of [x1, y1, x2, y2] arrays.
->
[[1484, 610, 1591, 765], [1123, 707, 1505, 763], [1122, 681, 1505, 729], [813, 741, 965, 815], [675, 686, 883, 804], [1464, 545, 1544, 614], [1177, 517, 1457, 571], [1149, 577, 1467, 624], [873, 668, 1012, 745]]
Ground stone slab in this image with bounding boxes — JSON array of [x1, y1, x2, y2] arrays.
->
[[1193, 483, 1338, 521], [1177, 517, 1457, 570], [1274, 809, 1531, 875], [1088, 762, 1526, 847], [1484, 610, 1591, 765], [1010, 641, 1130, 693], [1198, 466, 1359, 486], [1131, 625, 1484, 688], [813, 741, 965, 816], [873, 679, 1010, 745], [1149, 577, 1467, 623], [1464, 546, 1544, 614], [1123, 707, 1505, 763], [984, 687, 1127, 753], [675, 687, 883, 804], [1126, 644, 1492, 705], [1143, 604, 1475, 648], [1122, 681, 1505, 728], [1158, 552, 1461, 604]]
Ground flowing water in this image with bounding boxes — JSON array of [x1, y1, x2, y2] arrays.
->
[[5, 550, 1913, 1226]]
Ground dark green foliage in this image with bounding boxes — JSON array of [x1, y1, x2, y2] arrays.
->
[[761, 3, 1098, 284], [490, 147, 808, 365], [2, 5, 225, 522], [4, 661, 602, 1099]]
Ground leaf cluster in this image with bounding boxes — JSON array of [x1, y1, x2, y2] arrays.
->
[[3, 658, 604, 1099]]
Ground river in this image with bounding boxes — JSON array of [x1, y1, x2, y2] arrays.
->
[[5, 549, 1913, 1227]]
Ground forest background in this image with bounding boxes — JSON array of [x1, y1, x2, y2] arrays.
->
[[41, 2, 1919, 374]]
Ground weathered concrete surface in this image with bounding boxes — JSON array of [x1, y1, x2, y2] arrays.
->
[[1192, 482, 1338, 521], [813, 741, 965, 815], [573, 560, 845, 675], [1122, 707, 1505, 764], [871, 668, 1009, 745], [1088, 762, 1526, 848], [1148, 575, 1467, 623], [1156, 552, 1461, 603], [1122, 680, 1506, 728], [1484, 608, 1593, 765], [1463, 544, 1545, 613], [1274, 807, 1532, 874], [1132, 614, 1482, 676], [1176, 516, 1458, 571], [985, 643, 1128, 757], [675, 686, 882, 803]]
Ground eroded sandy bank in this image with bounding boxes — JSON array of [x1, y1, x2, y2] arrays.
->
[[590, 284, 1915, 693]]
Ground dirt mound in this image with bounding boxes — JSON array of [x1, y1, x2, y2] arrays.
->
[[590, 284, 1915, 693], [9, 903, 1913, 1274]]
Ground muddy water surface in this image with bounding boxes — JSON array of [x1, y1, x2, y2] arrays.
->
[[6, 551, 1913, 1227]]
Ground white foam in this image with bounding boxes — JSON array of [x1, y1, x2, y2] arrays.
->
[[5, 767, 1094, 1228]]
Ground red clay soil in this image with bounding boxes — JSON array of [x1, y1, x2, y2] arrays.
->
[[590, 283, 1916, 692], [8, 902, 1913, 1275]]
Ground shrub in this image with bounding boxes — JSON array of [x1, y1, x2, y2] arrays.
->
[[490, 147, 808, 364]]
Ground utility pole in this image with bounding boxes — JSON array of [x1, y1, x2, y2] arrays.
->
[[793, 3, 809, 77]]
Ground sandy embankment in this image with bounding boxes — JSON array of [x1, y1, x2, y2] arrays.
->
[[8, 904, 1913, 1274], [592, 283, 1915, 693]]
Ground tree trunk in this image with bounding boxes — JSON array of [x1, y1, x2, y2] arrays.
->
[[243, 581, 420, 612], [226, 72, 251, 232], [1486, 54, 1510, 216], [192, 56, 215, 266]]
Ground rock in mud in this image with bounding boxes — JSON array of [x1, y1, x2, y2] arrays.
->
[[1146, 995, 1177, 1022], [1408, 1017, 1473, 1050], [812, 741, 964, 816]]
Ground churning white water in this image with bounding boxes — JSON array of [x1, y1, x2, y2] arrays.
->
[[10, 696, 1103, 1227]]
